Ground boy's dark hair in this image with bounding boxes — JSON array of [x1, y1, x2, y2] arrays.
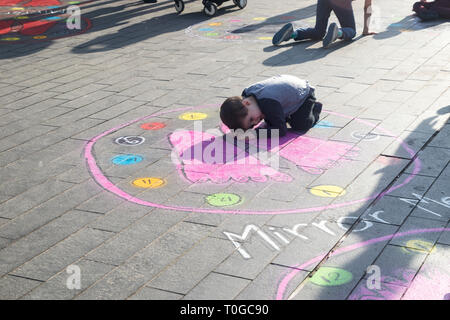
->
[[220, 96, 248, 130]]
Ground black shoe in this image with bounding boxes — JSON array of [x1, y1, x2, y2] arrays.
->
[[272, 23, 294, 45], [323, 23, 339, 48]]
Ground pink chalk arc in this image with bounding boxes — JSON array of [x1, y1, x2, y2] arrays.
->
[[275, 228, 450, 300], [84, 104, 421, 215]]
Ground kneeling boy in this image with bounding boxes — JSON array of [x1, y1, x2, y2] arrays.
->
[[220, 74, 322, 137]]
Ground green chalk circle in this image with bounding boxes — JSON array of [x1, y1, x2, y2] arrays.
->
[[309, 267, 353, 287], [206, 193, 241, 207]]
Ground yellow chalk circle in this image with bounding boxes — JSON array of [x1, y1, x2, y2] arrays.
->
[[209, 22, 222, 26], [179, 112, 208, 121], [132, 177, 165, 189], [310, 185, 346, 198], [253, 17, 267, 21], [1, 37, 20, 41], [258, 37, 272, 40], [12, 7, 25, 10], [402, 240, 436, 254]]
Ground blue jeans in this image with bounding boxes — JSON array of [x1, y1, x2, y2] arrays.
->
[[295, 0, 356, 41]]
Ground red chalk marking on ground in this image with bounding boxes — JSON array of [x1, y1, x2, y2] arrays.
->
[[140, 122, 166, 130]]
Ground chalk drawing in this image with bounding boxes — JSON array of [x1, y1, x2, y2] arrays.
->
[[112, 154, 143, 165], [140, 122, 166, 130], [275, 228, 450, 300], [114, 136, 145, 146], [169, 129, 292, 184], [310, 185, 346, 198], [402, 239, 436, 254], [206, 193, 241, 207], [309, 267, 353, 287], [349, 266, 450, 300], [179, 112, 208, 121], [84, 104, 421, 215], [132, 177, 165, 189]]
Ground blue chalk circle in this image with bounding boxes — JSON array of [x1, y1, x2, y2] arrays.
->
[[315, 120, 334, 128], [47, 6, 60, 9], [199, 28, 214, 31], [112, 154, 143, 165], [44, 16, 62, 20]]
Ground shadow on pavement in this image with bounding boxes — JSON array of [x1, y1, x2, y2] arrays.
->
[[284, 104, 450, 300]]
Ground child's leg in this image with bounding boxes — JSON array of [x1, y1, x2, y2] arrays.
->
[[294, 0, 333, 40], [288, 97, 322, 132], [330, 0, 356, 40]]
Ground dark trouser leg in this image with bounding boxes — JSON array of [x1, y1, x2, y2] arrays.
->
[[294, 0, 333, 40], [330, 0, 356, 40], [288, 94, 322, 132]]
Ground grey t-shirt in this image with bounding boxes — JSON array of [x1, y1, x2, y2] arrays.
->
[[242, 74, 314, 136]]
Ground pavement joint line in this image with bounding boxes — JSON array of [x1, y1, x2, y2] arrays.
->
[[183, 221, 218, 228], [6, 273, 45, 283], [211, 271, 253, 282]]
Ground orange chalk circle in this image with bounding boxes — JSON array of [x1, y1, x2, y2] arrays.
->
[[310, 185, 346, 198], [140, 122, 166, 130], [33, 35, 47, 39], [132, 177, 165, 189], [179, 112, 208, 121], [209, 22, 222, 26]]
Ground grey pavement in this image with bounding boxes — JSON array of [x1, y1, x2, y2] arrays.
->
[[0, 0, 449, 300]]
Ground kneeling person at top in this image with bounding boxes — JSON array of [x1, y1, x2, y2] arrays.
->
[[220, 75, 322, 137]]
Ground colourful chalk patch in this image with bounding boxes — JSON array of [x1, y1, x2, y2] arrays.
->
[[253, 17, 266, 21], [309, 267, 353, 286], [44, 17, 62, 20], [402, 240, 436, 254], [310, 185, 346, 198], [12, 7, 24, 10], [224, 35, 241, 40], [112, 154, 143, 165], [315, 120, 333, 128], [199, 28, 214, 31], [33, 35, 47, 39], [140, 122, 166, 130], [132, 177, 165, 189], [257, 37, 272, 40], [15, 16, 29, 19], [114, 136, 145, 146], [179, 112, 208, 121], [1, 37, 20, 41], [206, 32, 219, 36], [209, 22, 222, 26], [206, 193, 241, 207]]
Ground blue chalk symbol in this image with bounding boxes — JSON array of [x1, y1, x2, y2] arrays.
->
[[44, 16, 62, 20], [199, 28, 214, 31], [112, 154, 143, 165], [315, 120, 334, 128]]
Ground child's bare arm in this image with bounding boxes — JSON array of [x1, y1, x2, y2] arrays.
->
[[363, 0, 376, 35]]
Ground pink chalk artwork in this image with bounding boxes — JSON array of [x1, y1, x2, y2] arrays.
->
[[169, 130, 292, 184], [84, 104, 421, 215], [275, 228, 450, 300]]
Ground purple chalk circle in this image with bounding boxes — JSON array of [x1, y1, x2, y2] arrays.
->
[[114, 136, 145, 146]]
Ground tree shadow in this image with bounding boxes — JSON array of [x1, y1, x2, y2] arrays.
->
[[283, 104, 450, 300]]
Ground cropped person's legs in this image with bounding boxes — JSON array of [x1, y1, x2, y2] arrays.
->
[[294, 0, 333, 40], [272, 0, 332, 45]]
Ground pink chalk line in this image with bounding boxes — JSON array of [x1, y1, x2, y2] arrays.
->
[[275, 228, 450, 300], [84, 106, 421, 215]]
